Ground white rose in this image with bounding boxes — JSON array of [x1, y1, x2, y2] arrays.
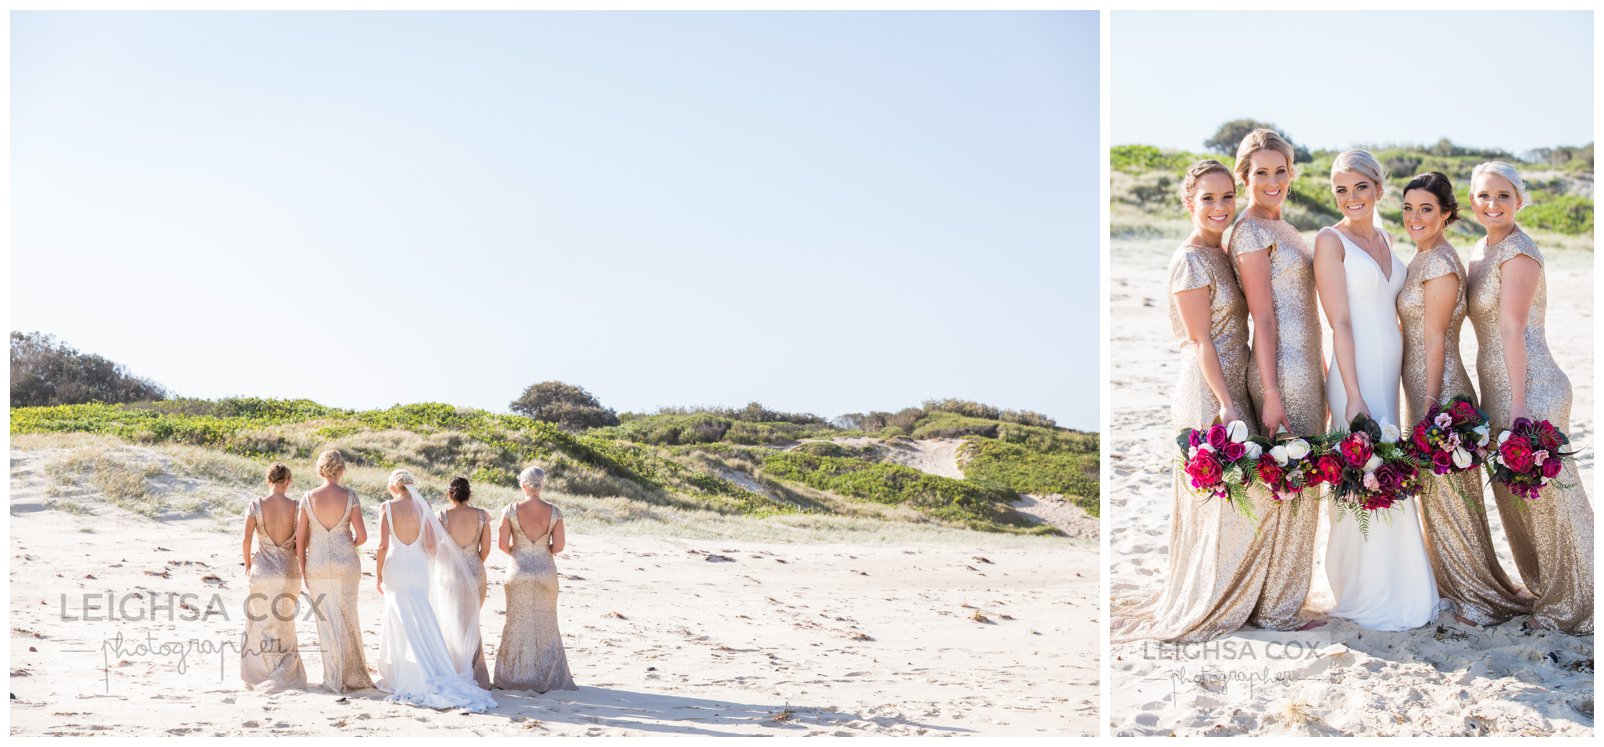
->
[[1364, 455, 1383, 472], [1198, 442, 1215, 453], [1498, 430, 1511, 444], [1188, 446, 1198, 459], [1452, 448, 1473, 470], [1285, 439, 1311, 461], [1226, 420, 1249, 444], [1242, 441, 1263, 460], [1380, 421, 1401, 444], [1475, 425, 1491, 446], [1269, 444, 1289, 467]]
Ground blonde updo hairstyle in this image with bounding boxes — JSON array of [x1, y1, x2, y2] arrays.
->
[[1179, 159, 1233, 210], [1470, 161, 1531, 212], [1233, 128, 1299, 186], [387, 469, 416, 492], [518, 465, 546, 491], [1330, 149, 1388, 198], [316, 450, 346, 480], [266, 463, 291, 485]]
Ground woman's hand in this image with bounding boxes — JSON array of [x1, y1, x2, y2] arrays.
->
[[1219, 402, 1243, 426], [1344, 398, 1370, 424], [1259, 391, 1291, 436], [375, 576, 384, 595], [1509, 402, 1531, 424]]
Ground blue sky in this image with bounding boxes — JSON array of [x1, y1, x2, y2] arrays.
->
[[1113, 11, 1594, 153], [12, 11, 1099, 428]]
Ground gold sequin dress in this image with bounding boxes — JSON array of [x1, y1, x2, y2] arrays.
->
[[1399, 244, 1531, 625], [494, 503, 577, 691], [1228, 217, 1323, 630], [1111, 243, 1278, 643], [240, 498, 308, 689], [1467, 228, 1594, 633], [438, 506, 492, 688], [301, 489, 376, 692]]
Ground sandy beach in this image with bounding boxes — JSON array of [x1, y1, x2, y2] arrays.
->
[[1108, 233, 1595, 737], [8, 439, 1097, 737]]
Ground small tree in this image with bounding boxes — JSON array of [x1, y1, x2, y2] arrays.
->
[[10, 331, 169, 407], [1205, 119, 1312, 163], [509, 380, 619, 431]]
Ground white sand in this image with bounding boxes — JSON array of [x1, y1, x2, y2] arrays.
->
[[8, 445, 1097, 737], [1109, 234, 1595, 736]]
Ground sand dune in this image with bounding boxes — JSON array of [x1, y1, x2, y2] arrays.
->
[[8, 444, 1097, 737], [1108, 235, 1595, 737]]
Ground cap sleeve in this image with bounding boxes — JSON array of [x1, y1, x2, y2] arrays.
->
[[346, 489, 360, 511], [245, 498, 260, 521], [1416, 247, 1463, 284], [1168, 248, 1213, 295], [1499, 231, 1543, 268], [1228, 218, 1276, 256], [550, 505, 563, 524]]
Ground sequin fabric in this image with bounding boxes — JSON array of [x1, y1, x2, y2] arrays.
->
[[438, 506, 492, 688], [494, 503, 577, 691], [240, 498, 308, 689], [1111, 243, 1285, 643], [1228, 217, 1322, 630], [301, 489, 376, 692], [1467, 228, 1594, 633], [1399, 244, 1532, 625]]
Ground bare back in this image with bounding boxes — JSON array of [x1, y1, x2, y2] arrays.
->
[[307, 484, 355, 531], [514, 499, 554, 540], [387, 499, 423, 545], [442, 504, 486, 548], [257, 494, 298, 545]]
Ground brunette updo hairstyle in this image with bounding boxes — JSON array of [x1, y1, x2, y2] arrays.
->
[[266, 463, 291, 485], [1401, 171, 1460, 225], [1179, 159, 1233, 207], [447, 476, 472, 504]]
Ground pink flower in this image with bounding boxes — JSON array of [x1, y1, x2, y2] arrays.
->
[[1362, 472, 1380, 491], [1222, 441, 1245, 462], [1434, 412, 1454, 429], [1501, 436, 1535, 474], [1206, 424, 1229, 451], [1186, 452, 1223, 488]]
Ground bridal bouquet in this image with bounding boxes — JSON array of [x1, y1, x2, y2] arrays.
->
[[1254, 436, 1324, 503], [1176, 420, 1266, 520], [1488, 417, 1575, 503], [1407, 396, 1492, 475], [1324, 414, 1423, 538]]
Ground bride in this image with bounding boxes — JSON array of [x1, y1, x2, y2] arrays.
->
[[373, 470, 496, 711], [1314, 150, 1443, 631]]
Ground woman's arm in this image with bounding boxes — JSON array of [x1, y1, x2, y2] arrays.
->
[[242, 513, 256, 577], [1498, 254, 1541, 422], [498, 515, 513, 556], [550, 515, 566, 555], [1236, 249, 1291, 434], [294, 504, 310, 589], [350, 493, 368, 547], [1174, 286, 1242, 424], [374, 508, 389, 594], [478, 513, 492, 562], [1419, 273, 1460, 405], [1313, 230, 1368, 422]]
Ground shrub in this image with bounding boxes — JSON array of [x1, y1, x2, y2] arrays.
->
[[1521, 194, 1594, 236], [11, 331, 168, 407], [509, 381, 620, 431]]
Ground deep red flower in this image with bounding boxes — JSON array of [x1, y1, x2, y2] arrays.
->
[[1186, 451, 1223, 488], [1314, 455, 1343, 485], [1339, 432, 1373, 469], [1501, 436, 1535, 474], [1450, 400, 1478, 425], [1540, 457, 1563, 480]]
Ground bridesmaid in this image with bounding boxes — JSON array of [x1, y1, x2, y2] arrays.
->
[[1110, 159, 1279, 642], [437, 476, 492, 688], [1397, 171, 1531, 627], [1465, 161, 1594, 634], [494, 466, 577, 691], [240, 463, 308, 689], [1227, 128, 1324, 631], [295, 450, 376, 692]]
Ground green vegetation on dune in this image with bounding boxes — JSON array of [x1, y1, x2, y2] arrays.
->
[[12, 396, 1100, 535], [1112, 139, 1594, 242]]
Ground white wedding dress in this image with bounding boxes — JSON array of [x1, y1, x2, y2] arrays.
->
[[1322, 226, 1444, 631], [374, 488, 496, 712]]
